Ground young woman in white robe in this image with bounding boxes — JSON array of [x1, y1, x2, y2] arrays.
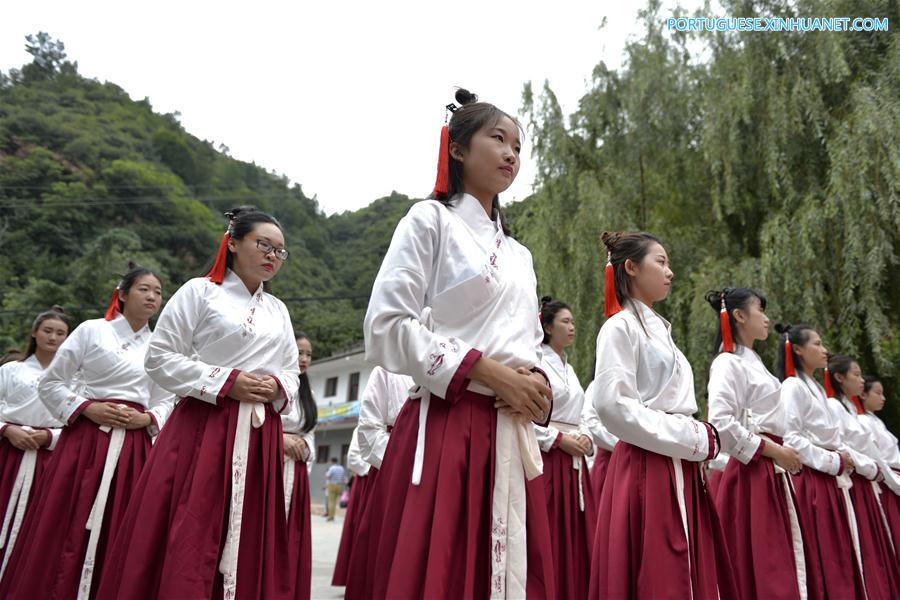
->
[[0, 267, 173, 600], [704, 288, 805, 600], [534, 296, 595, 600], [357, 88, 555, 600], [780, 324, 867, 600], [338, 365, 412, 591], [282, 332, 317, 599], [0, 307, 70, 575], [825, 355, 899, 599], [95, 207, 301, 600], [857, 376, 900, 549], [589, 231, 736, 600]]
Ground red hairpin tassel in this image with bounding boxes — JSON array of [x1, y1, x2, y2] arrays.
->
[[604, 255, 623, 318], [784, 340, 796, 378], [104, 289, 121, 321], [720, 298, 734, 353], [824, 368, 837, 398], [207, 233, 231, 284], [432, 125, 450, 198]]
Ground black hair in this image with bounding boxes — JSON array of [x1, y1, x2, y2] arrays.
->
[[204, 206, 285, 275], [539, 296, 571, 345], [330, 457, 338, 463], [704, 287, 768, 355], [862, 374, 882, 394], [291, 331, 316, 433], [601, 231, 665, 334], [827, 354, 858, 399], [429, 88, 519, 235], [24, 305, 71, 359], [116, 261, 163, 312], [774, 323, 816, 382]]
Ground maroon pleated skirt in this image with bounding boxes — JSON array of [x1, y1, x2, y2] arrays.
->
[[706, 468, 724, 502], [345, 389, 555, 600], [589, 441, 738, 600], [0, 438, 55, 567], [791, 467, 866, 600], [541, 446, 596, 600], [332, 469, 378, 586], [94, 397, 291, 600], [0, 402, 151, 599], [879, 481, 900, 551], [848, 473, 900, 599], [714, 449, 803, 599], [286, 459, 312, 599], [589, 447, 612, 509]]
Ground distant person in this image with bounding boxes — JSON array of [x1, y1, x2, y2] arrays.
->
[[324, 457, 346, 522], [282, 332, 317, 599]]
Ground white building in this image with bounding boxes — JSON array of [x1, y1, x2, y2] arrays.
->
[[307, 346, 372, 495]]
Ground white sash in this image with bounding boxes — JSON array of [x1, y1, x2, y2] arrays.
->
[[283, 457, 296, 518], [219, 401, 266, 600], [550, 420, 586, 512], [0, 444, 37, 580], [78, 420, 127, 600]]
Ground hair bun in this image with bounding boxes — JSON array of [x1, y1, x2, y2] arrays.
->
[[600, 231, 622, 254], [774, 323, 792, 335], [540, 295, 553, 305], [126, 260, 138, 271], [49, 305, 66, 314], [225, 205, 260, 221], [704, 290, 724, 312], [455, 88, 478, 106]]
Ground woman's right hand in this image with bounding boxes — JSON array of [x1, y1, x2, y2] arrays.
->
[[840, 451, 855, 474], [283, 433, 306, 461], [2, 425, 41, 451], [472, 358, 550, 422], [229, 372, 274, 403], [83, 402, 131, 428]]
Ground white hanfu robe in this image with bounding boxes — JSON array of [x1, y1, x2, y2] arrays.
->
[[357, 365, 414, 470], [364, 193, 549, 598]]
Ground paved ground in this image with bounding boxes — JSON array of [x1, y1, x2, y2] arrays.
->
[[310, 503, 346, 600]]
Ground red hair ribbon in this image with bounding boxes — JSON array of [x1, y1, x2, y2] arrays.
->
[[824, 368, 837, 399]]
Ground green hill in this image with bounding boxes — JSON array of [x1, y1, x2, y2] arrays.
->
[[0, 33, 415, 359]]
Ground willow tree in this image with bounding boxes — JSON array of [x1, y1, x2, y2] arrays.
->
[[512, 0, 899, 430]]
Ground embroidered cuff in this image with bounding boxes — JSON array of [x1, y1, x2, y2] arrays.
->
[[445, 348, 483, 404], [702, 421, 720, 461], [215, 369, 241, 406], [67, 400, 93, 425]]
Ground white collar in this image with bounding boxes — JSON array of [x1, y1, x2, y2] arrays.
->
[[449, 193, 500, 236], [222, 268, 265, 298], [109, 313, 150, 340]]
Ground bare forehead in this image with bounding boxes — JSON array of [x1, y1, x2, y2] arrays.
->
[[491, 116, 522, 144], [254, 223, 285, 245], [134, 274, 162, 288]]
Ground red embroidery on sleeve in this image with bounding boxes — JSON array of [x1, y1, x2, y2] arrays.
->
[[427, 353, 444, 376]]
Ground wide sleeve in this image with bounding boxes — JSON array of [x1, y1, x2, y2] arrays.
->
[[782, 379, 842, 475], [269, 301, 300, 414], [357, 368, 393, 469], [592, 319, 712, 462], [581, 389, 618, 452], [707, 356, 764, 464], [836, 409, 879, 480], [0, 364, 10, 434], [39, 323, 93, 424], [144, 281, 239, 405], [145, 379, 176, 435], [363, 203, 481, 402]]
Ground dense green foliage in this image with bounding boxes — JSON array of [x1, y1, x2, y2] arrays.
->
[[512, 0, 899, 429], [0, 32, 414, 359]]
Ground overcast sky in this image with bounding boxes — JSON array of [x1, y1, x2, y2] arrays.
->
[[1, 0, 705, 215]]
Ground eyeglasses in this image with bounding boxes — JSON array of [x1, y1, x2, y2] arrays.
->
[[255, 239, 289, 261]]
